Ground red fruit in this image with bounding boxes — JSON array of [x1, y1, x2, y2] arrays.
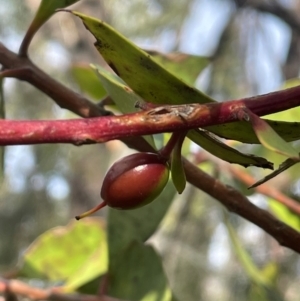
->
[[75, 153, 169, 220]]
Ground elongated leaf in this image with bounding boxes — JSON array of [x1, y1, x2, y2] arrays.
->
[[91, 64, 144, 114], [108, 242, 172, 301], [92, 64, 156, 148], [247, 111, 299, 159], [268, 197, 300, 231], [71, 64, 107, 99], [204, 119, 300, 144], [0, 78, 5, 179], [67, 11, 214, 105], [68, 11, 300, 146], [147, 50, 210, 86], [250, 158, 299, 188], [171, 132, 187, 194], [20, 218, 108, 291], [34, 0, 80, 23], [188, 129, 273, 169], [21, 1, 81, 54], [224, 213, 272, 286]]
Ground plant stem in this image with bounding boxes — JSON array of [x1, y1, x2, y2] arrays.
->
[[1, 42, 300, 253], [159, 130, 187, 160]]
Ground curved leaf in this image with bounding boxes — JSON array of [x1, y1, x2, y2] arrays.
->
[[108, 242, 172, 301], [67, 11, 214, 105], [147, 50, 210, 86], [34, 0, 80, 24], [188, 129, 273, 169], [92, 64, 156, 149], [71, 64, 107, 100], [171, 132, 187, 194], [224, 213, 273, 286], [20, 218, 108, 291], [247, 111, 299, 159], [250, 158, 299, 188], [0, 78, 5, 179], [21, 1, 81, 54], [204, 119, 300, 144], [67, 11, 300, 154], [268, 197, 300, 232]]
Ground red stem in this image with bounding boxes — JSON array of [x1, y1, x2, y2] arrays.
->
[[159, 130, 188, 159], [0, 86, 299, 146]]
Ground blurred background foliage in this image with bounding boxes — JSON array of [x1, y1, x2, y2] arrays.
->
[[0, 0, 300, 300]]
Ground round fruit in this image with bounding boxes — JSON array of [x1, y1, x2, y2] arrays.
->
[[75, 152, 169, 220]]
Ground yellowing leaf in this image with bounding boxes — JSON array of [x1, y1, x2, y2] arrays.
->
[[71, 64, 107, 100], [20, 218, 108, 291], [108, 242, 172, 301], [148, 50, 210, 86], [224, 213, 273, 287], [247, 111, 299, 159]]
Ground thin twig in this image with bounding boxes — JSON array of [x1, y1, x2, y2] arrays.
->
[[229, 165, 300, 216], [194, 151, 300, 216]]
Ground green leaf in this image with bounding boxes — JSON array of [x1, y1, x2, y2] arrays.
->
[[35, 0, 80, 24], [171, 132, 187, 194], [21, 1, 81, 55], [71, 64, 107, 100], [108, 241, 172, 301], [92, 64, 156, 149], [204, 119, 300, 144], [268, 197, 300, 232], [0, 78, 5, 179], [20, 218, 108, 291], [250, 158, 298, 188], [224, 213, 272, 287], [247, 111, 299, 159], [188, 129, 273, 169], [0, 78, 5, 120], [68, 11, 214, 105], [108, 181, 176, 266], [69, 11, 300, 145], [147, 50, 210, 86], [68, 11, 300, 168], [92, 64, 144, 114]]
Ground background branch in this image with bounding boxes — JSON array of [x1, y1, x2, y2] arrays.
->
[[236, 1, 300, 35], [183, 159, 300, 253]]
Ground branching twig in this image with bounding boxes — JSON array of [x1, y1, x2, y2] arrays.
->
[[1, 40, 300, 253], [0, 43, 108, 118], [1, 97, 300, 146], [239, 1, 300, 35]]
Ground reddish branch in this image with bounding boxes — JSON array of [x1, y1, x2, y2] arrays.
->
[[0, 279, 124, 301], [1, 41, 300, 146], [0, 94, 300, 145], [0, 40, 300, 253]]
